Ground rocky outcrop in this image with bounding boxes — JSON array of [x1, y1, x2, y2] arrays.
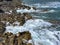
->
[[0, 31, 32, 45], [0, 13, 32, 26], [0, 0, 36, 14], [0, 0, 33, 45], [23, 13, 32, 20]]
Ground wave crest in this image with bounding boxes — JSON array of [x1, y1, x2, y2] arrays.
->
[[31, 2, 60, 8]]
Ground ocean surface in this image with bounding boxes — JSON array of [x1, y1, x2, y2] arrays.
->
[[23, 0, 60, 20], [5, 0, 60, 45]]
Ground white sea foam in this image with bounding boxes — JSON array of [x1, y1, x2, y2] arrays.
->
[[16, 3, 57, 13], [31, 2, 60, 8], [16, 7, 36, 13], [16, 8, 56, 13], [5, 19, 60, 45]]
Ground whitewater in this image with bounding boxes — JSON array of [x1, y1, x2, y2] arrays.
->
[[5, 19, 60, 45]]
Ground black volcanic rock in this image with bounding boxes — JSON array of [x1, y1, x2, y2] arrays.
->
[[23, 13, 32, 20]]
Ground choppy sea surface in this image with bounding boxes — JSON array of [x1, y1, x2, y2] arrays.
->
[[6, 0, 60, 45]]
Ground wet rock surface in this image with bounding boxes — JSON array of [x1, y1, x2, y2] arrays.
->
[[0, 13, 32, 26], [0, 0, 36, 14], [0, 0, 33, 45], [0, 31, 32, 45], [0, 22, 6, 35]]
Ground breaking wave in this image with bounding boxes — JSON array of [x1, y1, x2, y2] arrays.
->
[[5, 19, 60, 45], [16, 3, 57, 13], [16, 8, 56, 13], [16, 7, 36, 13], [31, 2, 60, 8]]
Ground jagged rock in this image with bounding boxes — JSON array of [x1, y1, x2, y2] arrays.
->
[[33, 7, 36, 10], [0, 31, 32, 45], [23, 13, 32, 20], [0, 0, 33, 45], [0, 13, 32, 26], [21, 5, 31, 10]]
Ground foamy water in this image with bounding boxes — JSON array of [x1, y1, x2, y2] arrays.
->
[[5, 19, 60, 45], [16, 8, 56, 13], [31, 2, 60, 8]]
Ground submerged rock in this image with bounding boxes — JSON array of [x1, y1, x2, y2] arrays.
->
[[23, 13, 32, 20]]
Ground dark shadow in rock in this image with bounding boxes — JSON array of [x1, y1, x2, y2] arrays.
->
[[0, 9, 4, 13], [0, 22, 6, 34], [5, 0, 12, 1]]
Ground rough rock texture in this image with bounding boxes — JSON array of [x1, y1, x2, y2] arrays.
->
[[0, 0, 36, 14], [0, 31, 32, 45], [0, 13, 32, 26], [0, 22, 6, 35]]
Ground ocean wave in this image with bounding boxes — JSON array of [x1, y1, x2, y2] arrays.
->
[[31, 2, 60, 8], [16, 3, 57, 13], [5, 19, 60, 45], [16, 8, 36, 13], [6, 19, 52, 33], [16, 8, 56, 13]]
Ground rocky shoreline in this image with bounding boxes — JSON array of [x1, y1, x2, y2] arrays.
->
[[0, 0, 35, 45], [0, 13, 32, 34], [0, 31, 32, 45], [0, 0, 34, 33]]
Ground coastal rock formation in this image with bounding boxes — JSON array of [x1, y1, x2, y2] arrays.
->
[[0, 0, 36, 14], [23, 13, 32, 20], [0, 0, 33, 45], [0, 31, 32, 45], [0, 13, 32, 26]]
